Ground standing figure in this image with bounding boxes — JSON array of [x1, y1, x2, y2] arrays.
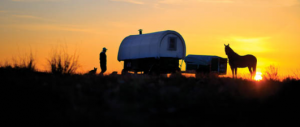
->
[[100, 47, 107, 75]]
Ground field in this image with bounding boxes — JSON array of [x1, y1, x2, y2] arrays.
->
[[1, 67, 300, 127]]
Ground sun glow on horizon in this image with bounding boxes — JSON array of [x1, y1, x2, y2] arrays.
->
[[254, 72, 263, 81]]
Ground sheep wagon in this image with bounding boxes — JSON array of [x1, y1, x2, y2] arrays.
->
[[118, 30, 186, 75]]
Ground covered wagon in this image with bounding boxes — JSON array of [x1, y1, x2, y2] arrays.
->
[[184, 55, 227, 75], [118, 30, 186, 74]]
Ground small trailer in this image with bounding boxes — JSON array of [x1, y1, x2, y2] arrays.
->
[[118, 30, 186, 74], [184, 55, 227, 76]]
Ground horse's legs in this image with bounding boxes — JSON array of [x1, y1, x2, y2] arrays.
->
[[234, 68, 237, 78], [231, 67, 235, 78], [248, 66, 253, 79]]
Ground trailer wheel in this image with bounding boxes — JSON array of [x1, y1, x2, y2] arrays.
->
[[195, 72, 201, 78], [143, 70, 149, 74], [148, 67, 160, 76], [147, 63, 160, 76]]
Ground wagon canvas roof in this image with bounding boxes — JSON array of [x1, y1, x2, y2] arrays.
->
[[184, 55, 225, 66], [118, 30, 186, 61]]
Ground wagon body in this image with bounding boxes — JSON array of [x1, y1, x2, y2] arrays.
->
[[184, 55, 227, 75], [118, 30, 186, 74]]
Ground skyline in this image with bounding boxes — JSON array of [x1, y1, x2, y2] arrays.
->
[[0, 0, 300, 77]]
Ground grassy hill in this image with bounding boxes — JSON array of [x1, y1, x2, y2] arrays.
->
[[1, 67, 300, 127]]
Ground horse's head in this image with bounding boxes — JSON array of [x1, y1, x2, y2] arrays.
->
[[224, 44, 231, 55]]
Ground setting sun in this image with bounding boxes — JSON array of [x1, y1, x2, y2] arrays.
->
[[254, 72, 263, 81]]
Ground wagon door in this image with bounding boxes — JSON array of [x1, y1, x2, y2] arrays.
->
[[159, 34, 184, 58]]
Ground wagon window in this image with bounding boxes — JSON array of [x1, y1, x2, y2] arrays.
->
[[168, 37, 177, 51]]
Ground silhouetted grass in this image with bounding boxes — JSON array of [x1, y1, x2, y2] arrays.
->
[[1, 67, 300, 127], [47, 46, 80, 75], [263, 65, 279, 81], [0, 52, 36, 72]]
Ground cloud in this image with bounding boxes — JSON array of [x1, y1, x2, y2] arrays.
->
[[158, 0, 233, 4], [157, 0, 300, 6], [158, 0, 185, 4], [223, 36, 271, 44], [0, 24, 99, 34], [11, 0, 69, 2], [197, 0, 234, 4], [269, 0, 300, 7], [12, 15, 44, 20], [10, 14, 58, 22], [227, 0, 300, 7], [111, 0, 144, 5], [223, 36, 271, 52], [232, 36, 271, 43], [108, 21, 133, 28]]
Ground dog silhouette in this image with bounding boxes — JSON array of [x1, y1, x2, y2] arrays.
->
[[88, 67, 97, 74]]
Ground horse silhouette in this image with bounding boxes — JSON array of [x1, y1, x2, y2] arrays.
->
[[224, 44, 257, 79]]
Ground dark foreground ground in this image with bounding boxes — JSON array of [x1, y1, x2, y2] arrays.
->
[[1, 68, 300, 127]]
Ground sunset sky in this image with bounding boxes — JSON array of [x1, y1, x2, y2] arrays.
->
[[0, 0, 299, 77]]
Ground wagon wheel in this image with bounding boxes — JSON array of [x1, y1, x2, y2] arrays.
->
[[170, 66, 181, 74], [148, 63, 160, 76], [121, 69, 128, 75], [175, 67, 181, 73]]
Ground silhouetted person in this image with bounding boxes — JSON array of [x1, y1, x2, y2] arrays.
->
[[100, 47, 107, 75]]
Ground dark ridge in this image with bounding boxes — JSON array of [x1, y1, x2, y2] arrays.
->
[[1, 67, 300, 127]]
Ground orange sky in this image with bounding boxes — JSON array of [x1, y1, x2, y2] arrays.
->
[[0, 0, 300, 78]]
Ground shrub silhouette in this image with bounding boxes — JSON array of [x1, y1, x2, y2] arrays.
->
[[1, 52, 36, 72], [263, 65, 279, 81], [47, 46, 80, 75]]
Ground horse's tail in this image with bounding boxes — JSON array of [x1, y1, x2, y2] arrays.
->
[[253, 63, 256, 76], [253, 58, 257, 76]]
